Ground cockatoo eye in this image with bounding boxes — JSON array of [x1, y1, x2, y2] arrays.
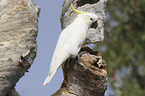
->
[[90, 18, 93, 21]]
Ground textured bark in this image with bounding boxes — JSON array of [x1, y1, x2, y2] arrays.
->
[[52, 0, 109, 96], [0, 0, 40, 96], [60, 0, 108, 43], [52, 46, 107, 96]]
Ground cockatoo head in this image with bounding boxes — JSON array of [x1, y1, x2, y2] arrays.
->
[[71, 4, 98, 28]]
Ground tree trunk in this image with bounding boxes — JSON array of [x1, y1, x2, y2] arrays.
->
[[52, 0, 109, 96], [52, 46, 108, 96], [0, 0, 40, 96]]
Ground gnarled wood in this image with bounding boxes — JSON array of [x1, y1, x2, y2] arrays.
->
[[52, 46, 107, 96]]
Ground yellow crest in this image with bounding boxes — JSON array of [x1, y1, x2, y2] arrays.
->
[[71, 4, 87, 14]]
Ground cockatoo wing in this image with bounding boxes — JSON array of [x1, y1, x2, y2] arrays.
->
[[44, 25, 75, 85]]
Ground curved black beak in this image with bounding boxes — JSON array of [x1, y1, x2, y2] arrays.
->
[[91, 21, 98, 29]]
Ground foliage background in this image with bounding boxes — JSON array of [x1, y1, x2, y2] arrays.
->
[[95, 0, 145, 95]]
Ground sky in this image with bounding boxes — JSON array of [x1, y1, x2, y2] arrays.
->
[[15, 0, 113, 96], [16, 0, 64, 96]]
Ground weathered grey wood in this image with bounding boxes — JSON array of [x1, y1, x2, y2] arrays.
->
[[52, 0, 109, 95], [0, 0, 40, 95], [60, 0, 108, 43]]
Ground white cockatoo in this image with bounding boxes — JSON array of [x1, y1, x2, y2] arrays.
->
[[44, 4, 98, 86]]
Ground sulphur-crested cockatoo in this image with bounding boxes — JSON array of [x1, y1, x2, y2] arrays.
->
[[44, 4, 98, 85]]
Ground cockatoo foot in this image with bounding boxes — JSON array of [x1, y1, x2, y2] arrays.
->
[[77, 51, 87, 63]]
